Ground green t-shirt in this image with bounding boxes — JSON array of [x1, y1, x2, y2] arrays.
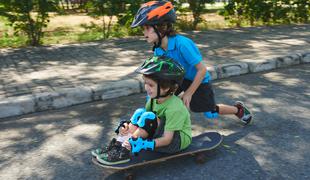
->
[[146, 95, 192, 150]]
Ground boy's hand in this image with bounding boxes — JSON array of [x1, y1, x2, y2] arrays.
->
[[178, 91, 184, 98], [119, 123, 129, 136], [181, 92, 192, 110], [115, 120, 131, 135], [123, 140, 132, 151]]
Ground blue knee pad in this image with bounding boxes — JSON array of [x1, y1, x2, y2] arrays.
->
[[130, 108, 146, 125], [204, 111, 219, 119], [129, 137, 155, 154], [137, 112, 156, 127]]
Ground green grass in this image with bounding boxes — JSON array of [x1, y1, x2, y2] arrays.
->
[[0, 17, 28, 48], [0, 19, 140, 47], [0, 17, 10, 34], [0, 33, 28, 48], [43, 30, 105, 44]]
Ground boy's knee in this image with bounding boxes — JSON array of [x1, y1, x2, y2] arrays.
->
[[128, 123, 139, 134]]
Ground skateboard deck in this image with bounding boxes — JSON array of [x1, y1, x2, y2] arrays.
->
[[92, 132, 222, 171]]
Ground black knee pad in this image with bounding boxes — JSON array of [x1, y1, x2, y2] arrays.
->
[[140, 118, 158, 138], [137, 112, 158, 138]]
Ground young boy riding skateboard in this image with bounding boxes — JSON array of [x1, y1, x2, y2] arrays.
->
[[92, 56, 192, 165]]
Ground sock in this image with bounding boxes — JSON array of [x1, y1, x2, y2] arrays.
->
[[116, 133, 132, 143], [235, 105, 243, 116]]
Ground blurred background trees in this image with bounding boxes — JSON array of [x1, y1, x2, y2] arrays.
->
[[0, 0, 309, 47], [0, 0, 59, 46], [220, 0, 309, 27]]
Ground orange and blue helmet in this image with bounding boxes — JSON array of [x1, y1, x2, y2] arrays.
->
[[131, 1, 176, 28]]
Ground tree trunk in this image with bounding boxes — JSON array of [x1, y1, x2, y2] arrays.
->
[[106, 15, 113, 39], [193, 12, 200, 30], [103, 16, 106, 39]]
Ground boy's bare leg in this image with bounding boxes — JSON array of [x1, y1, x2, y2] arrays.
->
[[122, 117, 160, 150], [132, 128, 149, 139], [116, 123, 138, 142], [217, 104, 238, 115], [128, 117, 160, 138], [122, 127, 149, 151]]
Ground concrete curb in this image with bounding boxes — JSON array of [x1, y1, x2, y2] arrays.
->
[[0, 52, 309, 119]]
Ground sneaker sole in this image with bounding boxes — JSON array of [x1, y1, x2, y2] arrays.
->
[[241, 115, 253, 125], [91, 151, 99, 158], [96, 156, 130, 165], [91, 149, 107, 158]]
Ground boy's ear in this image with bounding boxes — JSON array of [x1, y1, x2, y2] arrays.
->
[[160, 86, 170, 94]]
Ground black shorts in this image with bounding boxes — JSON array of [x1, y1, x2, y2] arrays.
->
[[175, 79, 216, 112], [153, 118, 181, 153]]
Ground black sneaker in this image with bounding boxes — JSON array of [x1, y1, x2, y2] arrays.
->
[[91, 138, 121, 158], [234, 101, 253, 125], [97, 146, 130, 165]]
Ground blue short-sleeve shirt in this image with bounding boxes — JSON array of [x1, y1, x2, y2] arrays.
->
[[154, 35, 211, 83]]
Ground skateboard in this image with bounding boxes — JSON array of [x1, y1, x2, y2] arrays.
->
[[92, 132, 222, 180]]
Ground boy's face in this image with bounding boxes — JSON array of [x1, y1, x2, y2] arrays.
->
[[142, 25, 159, 44], [143, 76, 168, 99]]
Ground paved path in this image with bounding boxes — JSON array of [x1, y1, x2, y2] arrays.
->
[[0, 25, 309, 118], [0, 64, 309, 179]]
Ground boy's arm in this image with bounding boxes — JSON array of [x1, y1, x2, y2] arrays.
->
[[154, 131, 174, 147], [182, 62, 207, 109]]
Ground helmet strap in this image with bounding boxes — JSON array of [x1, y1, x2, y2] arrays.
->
[[155, 81, 161, 99], [152, 25, 163, 52], [154, 80, 172, 99]]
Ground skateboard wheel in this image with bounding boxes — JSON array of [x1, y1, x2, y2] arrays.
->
[[124, 170, 135, 180], [195, 153, 207, 164], [125, 173, 134, 180]]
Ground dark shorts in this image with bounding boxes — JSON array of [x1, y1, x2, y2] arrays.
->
[[153, 118, 181, 154], [175, 79, 217, 112]]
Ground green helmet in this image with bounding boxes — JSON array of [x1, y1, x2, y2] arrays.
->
[[135, 56, 185, 85]]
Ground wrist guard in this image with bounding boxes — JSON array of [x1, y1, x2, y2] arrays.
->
[[129, 137, 155, 154]]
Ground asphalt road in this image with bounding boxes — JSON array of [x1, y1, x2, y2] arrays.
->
[[0, 64, 309, 180]]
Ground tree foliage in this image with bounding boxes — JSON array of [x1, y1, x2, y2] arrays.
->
[[221, 0, 310, 26], [0, 0, 59, 46], [175, 0, 215, 30], [84, 0, 145, 38], [1, 0, 309, 47]]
